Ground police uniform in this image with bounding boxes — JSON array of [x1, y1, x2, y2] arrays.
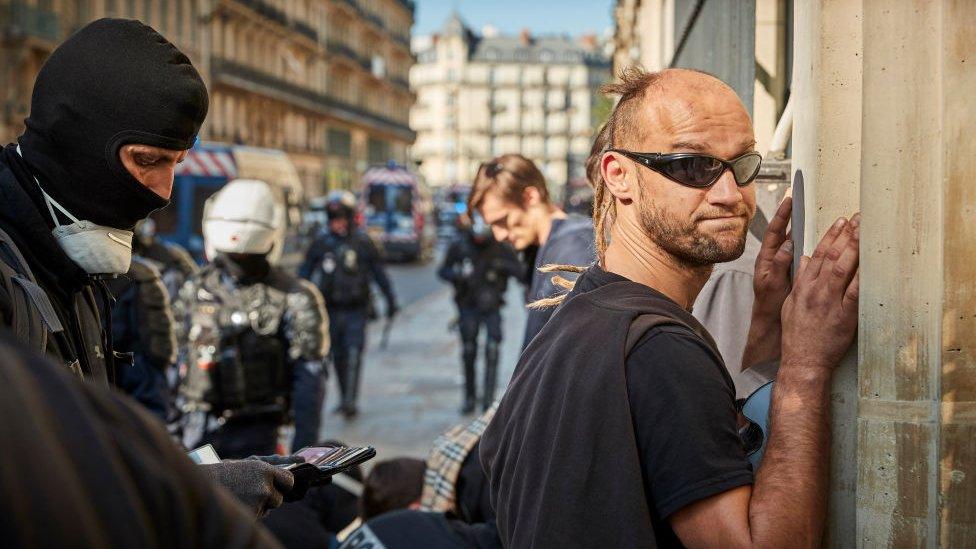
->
[[175, 256, 329, 457], [300, 201, 396, 418], [438, 229, 522, 412], [107, 256, 177, 419]]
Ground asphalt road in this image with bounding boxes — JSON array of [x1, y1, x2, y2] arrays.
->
[[382, 246, 446, 308]]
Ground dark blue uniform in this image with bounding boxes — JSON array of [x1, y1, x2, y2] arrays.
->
[[438, 230, 522, 412], [300, 228, 396, 417], [108, 256, 176, 420]]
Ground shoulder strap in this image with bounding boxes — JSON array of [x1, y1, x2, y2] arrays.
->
[[0, 226, 64, 351]]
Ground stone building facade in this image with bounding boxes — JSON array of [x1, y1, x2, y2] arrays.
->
[[0, 0, 416, 196], [409, 14, 610, 196]]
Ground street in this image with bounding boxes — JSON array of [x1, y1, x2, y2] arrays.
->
[[316, 249, 528, 461]]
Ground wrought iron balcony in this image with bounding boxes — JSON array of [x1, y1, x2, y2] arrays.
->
[[390, 76, 410, 90], [291, 20, 318, 42], [0, 1, 60, 43], [210, 57, 414, 140], [233, 0, 288, 27], [327, 40, 359, 62]]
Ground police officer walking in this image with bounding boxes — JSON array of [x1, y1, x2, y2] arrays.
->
[[438, 214, 523, 413], [299, 192, 398, 419], [175, 179, 330, 458]]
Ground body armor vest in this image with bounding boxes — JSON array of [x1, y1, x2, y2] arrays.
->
[[180, 272, 291, 419]]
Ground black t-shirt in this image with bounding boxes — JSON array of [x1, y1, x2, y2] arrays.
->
[[577, 267, 754, 547]]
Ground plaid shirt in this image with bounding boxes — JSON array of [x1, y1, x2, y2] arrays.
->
[[420, 403, 498, 514]]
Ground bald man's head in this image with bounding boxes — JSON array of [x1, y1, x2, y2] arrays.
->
[[595, 67, 758, 267], [603, 68, 753, 154]]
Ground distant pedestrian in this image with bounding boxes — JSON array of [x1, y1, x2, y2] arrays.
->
[[468, 154, 595, 348], [438, 214, 523, 413]]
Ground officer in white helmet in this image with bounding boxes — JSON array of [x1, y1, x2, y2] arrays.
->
[[173, 179, 330, 458]]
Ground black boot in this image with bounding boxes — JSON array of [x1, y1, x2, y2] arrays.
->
[[343, 347, 362, 418], [482, 340, 500, 412], [461, 339, 477, 414], [332, 351, 349, 414]]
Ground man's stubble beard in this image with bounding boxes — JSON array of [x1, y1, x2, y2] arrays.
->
[[635, 171, 749, 267]]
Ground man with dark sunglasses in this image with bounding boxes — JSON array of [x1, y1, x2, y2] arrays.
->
[[481, 67, 860, 547]]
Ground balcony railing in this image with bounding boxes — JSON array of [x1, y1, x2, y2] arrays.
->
[[1, 2, 60, 43], [211, 57, 413, 138], [390, 76, 410, 90], [291, 20, 318, 42], [327, 40, 359, 62], [365, 13, 384, 29], [233, 0, 288, 27]]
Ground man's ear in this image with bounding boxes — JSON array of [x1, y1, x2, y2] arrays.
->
[[602, 152, 636, 202], [521, 185, 544, 207]]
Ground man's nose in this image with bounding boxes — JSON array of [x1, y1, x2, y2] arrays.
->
[[704, 170, 743, 206]]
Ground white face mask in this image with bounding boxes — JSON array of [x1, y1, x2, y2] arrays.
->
[[16, 146, 134, 275]]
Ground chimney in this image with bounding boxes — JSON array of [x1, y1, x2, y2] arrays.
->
[[579, 33, 598, 49], [519, 28, 532, 45]]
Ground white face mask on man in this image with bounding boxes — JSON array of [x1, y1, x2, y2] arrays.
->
[[17, 145, 133, 275], [44, 202, 134, 275]]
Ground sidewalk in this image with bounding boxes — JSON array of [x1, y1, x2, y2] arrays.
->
[[317, 285, 527, 461]]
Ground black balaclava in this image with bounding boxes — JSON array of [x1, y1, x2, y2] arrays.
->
[[218, 253, 271, 285], [18, 18, 209, 230]]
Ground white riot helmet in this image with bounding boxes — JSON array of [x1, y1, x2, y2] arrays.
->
[[203, 179, 286, 263]]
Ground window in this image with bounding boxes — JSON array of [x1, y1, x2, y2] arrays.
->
[[539, 49, 553, 62], [327, 128, 352, 157]]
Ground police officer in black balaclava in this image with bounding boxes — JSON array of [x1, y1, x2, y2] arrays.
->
[[0, 18, 296, 518]]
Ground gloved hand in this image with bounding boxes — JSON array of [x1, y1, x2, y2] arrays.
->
[[201, 459, 295, 517], [247, 454, 305, 467]]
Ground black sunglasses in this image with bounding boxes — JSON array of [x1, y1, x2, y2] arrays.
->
[[609, 149, 763, 189]]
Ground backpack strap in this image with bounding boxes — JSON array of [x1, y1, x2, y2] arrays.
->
[[0, 226, 64, 352]]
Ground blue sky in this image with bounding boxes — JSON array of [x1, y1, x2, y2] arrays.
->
[[414, 0, 614, 37]]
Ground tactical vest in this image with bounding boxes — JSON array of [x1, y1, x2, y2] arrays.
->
[[313, 237, 370, 307], [180, 271, 291, 419]]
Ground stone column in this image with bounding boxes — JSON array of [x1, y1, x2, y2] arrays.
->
[[790, 1, 863, 544], [858, 1, 976, 545]]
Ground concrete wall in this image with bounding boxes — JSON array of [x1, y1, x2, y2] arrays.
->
[[795, 1, 976, 545], [791, 0, 862, 543], [858, 1, 976, 545]]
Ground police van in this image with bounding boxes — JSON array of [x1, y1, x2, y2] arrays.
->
[[359, 162, 434, 262]]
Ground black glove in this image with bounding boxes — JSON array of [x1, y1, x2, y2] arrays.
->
[[201, 459, 295, 517], [247, 454, 305, 467]]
